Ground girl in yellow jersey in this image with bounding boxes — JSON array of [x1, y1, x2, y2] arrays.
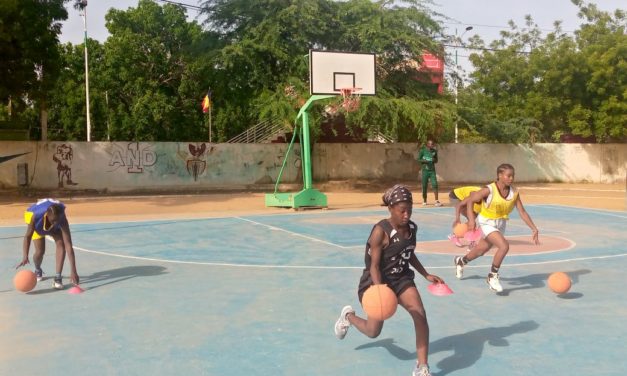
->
[[453, 164, 539, 293], [448, 186, 482, 247]]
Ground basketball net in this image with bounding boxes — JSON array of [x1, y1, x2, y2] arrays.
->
[[322, 87, 362, 117], [339, 87, 361, 112]]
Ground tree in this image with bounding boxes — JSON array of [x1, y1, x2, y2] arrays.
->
[[462, 1, 626, 143], [199, 0, 454, 142], [569, 0, 626, 141], [102, 0, 212, 141], [0, 0, 68, 133], [46, 40, 109, 141]]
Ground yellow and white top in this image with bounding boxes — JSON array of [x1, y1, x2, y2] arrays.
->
[[479, 182, 518, 219], [453, 186, 482, 213]]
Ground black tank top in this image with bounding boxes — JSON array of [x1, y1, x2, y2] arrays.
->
[[364, 219, 417, 277]]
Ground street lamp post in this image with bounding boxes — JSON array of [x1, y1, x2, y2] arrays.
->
[[78, 0, 92, 142], [454, 26, 473, 144]]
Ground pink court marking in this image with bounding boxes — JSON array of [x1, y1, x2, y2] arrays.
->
[[417, 235, 575, 255]]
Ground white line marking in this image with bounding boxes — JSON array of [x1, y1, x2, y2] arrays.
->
[[431, 252, 627, 269], [72, 245, 627, 270], [411, 235, 577, 256], [536, 204, 627, 219], [345, 234, 575, 251], [524, 194, 622, 200], [72, 245, 362, 269], [234, 216, 350, 249], [519, 186, 624, 192]]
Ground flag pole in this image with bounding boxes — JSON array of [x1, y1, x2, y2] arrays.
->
[[209, 105, 212, 143]]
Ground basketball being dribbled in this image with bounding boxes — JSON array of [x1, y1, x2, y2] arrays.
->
[[548, 272, 571, 294], [453, 223, 468, 237], [362, 284, 398, 321], [14, 270, 37, 293]]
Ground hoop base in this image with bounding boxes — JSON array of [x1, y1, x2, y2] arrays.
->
[[265, 188, 328, 209]]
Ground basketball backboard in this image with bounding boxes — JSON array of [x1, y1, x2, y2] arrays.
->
[[309, 50, 376, 96]]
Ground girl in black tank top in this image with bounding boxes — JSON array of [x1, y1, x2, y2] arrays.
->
[[333, 185, 445, 376]]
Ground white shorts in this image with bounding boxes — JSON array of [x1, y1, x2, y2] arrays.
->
[[477, 214, 507, 237]]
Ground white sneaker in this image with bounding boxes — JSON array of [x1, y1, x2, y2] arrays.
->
[[412, 363, 431, 376], [487, 272, 503, 292], [434, 201, 442, 207], [334, 305, 354, 339], [422, 202, 427, 206], [454, 256, 464, 279], [53, 278, 63, 290], [35, 268, 44, 282]]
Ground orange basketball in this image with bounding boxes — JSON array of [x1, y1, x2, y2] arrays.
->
[[453, 223, 468, 237], [362, 284, 398, 321], [548, 272, 571, 294], [14, 270, 37, 293]]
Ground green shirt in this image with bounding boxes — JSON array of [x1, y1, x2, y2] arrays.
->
[[418, 146, 438, 171]]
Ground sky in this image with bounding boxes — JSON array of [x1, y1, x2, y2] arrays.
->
[[59, 0, 624, 75]]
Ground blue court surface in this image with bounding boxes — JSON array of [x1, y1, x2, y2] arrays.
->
[[1, 204, 626, 375]]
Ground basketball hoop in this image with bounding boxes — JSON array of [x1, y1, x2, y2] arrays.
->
[[339, 87, 362, 112]]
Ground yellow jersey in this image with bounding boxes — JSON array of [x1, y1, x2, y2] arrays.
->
[[479, 182, 518, 219], [453, 186, 482, 213]]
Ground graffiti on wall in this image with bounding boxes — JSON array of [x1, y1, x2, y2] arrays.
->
[[108, 142, 157, 173], [185, 143, 210, 181], [53, 144, 77, 188]]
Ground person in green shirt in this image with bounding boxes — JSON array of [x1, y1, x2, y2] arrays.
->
[[417, 140, 441, 206]]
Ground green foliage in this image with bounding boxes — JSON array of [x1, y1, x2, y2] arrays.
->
[[462, 1, 626, 143], [99, 0, 211, 141], [0, 0, 67, 130], [200, 0, 448, 143], [4, 0, 623, 143]]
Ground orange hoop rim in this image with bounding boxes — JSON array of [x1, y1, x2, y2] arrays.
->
[[338, 87, 362, 98]]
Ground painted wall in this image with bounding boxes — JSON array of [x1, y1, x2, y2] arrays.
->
[[0, 142, 301, 191], [0, 142, 625, 191]]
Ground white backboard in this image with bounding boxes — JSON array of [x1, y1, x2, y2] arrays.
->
[[309, 50, 376, 96]]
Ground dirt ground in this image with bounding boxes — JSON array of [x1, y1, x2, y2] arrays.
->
[[0, 182, 624, 226]]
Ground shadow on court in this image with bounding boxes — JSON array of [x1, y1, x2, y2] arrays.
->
[[25, 265, 168, 295], [356, 321, 539, 375], [460, 269, 591, 296], [81, 265, 168, 290]]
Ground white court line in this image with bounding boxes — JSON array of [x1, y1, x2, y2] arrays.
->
[[525, 194, 622, 200], [234, 216, 350, 249], [71, 244, 627, 270], [413, 235, 577, 256], [72, 245, 361, 269], [536, 204, 627, 219], [344, 234, 576, 253], [519, 186, 624, 192], [446, 252, 627, 270], [415, 209, 569, 234]]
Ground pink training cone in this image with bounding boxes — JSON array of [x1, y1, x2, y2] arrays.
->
[[68, 285, 84, 294], [464, 228, 482, 242], [427, 282, 454, 296]]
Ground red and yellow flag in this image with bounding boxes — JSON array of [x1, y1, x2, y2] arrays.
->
[[201, 92, 211, 113]]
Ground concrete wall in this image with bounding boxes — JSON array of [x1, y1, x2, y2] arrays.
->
[[0, 141, 301, 191], [0, 141, 625, 191], [312, 143, 626, 184]]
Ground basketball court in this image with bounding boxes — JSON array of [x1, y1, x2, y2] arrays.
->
[[1, 201, 626, 375], [1, 49, 625, 375]]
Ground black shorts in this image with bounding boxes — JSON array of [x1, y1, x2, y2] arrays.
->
[[449, 190, 460, 200], [357, 270, 416, 303]]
